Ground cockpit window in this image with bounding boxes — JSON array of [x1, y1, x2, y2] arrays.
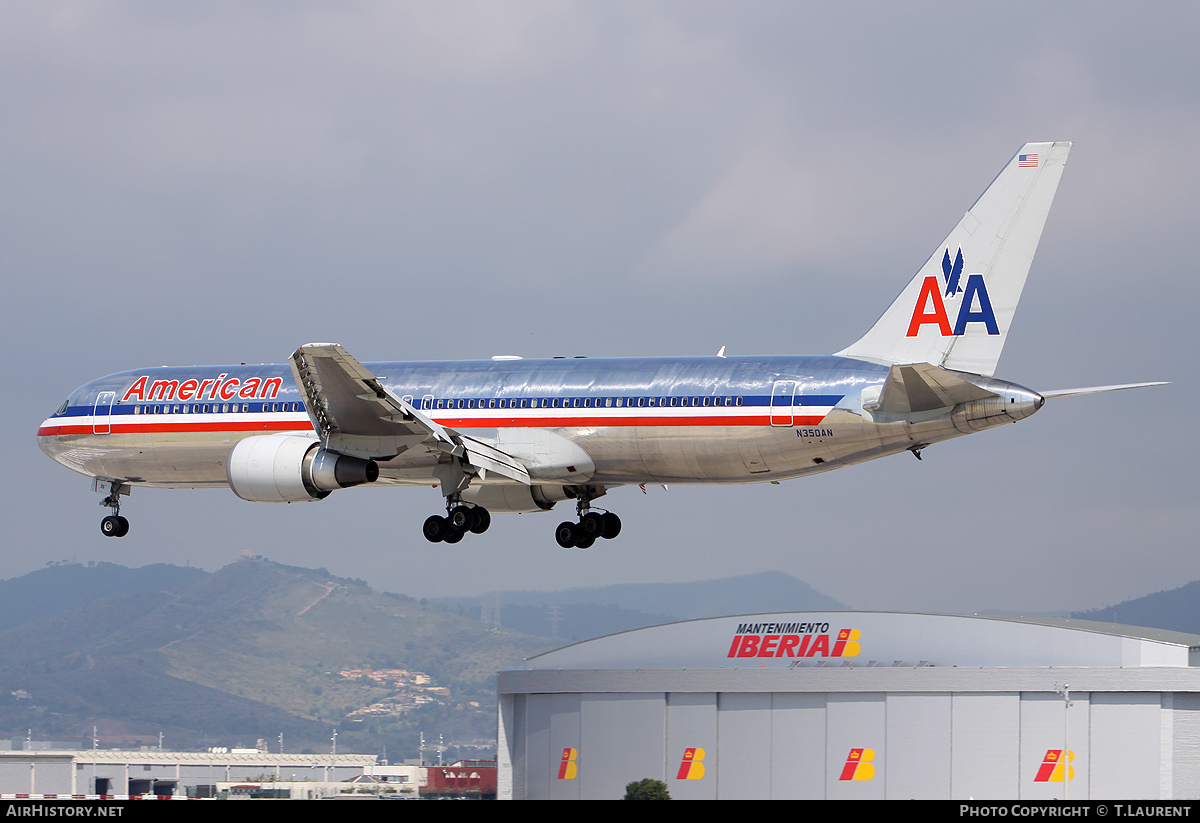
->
[[55, 399, 68, 416]]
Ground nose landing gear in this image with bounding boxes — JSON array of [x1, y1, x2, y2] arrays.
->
[[96, 479, 130, 538], [101, 514, 129, 538]]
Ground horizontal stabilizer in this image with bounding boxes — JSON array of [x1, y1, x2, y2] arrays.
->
[[867, 362, 999, 415], [1041, 382, 1170, 399]]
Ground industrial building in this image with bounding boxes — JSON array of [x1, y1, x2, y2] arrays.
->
[[497, 611, 1200, 800], [0, 749, 495, 799], [0, 748, 377, 798]]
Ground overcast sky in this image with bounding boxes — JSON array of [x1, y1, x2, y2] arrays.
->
[[5, 1, 1197, 615]]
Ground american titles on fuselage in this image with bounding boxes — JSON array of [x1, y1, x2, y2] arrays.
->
[[51, 385, 845, 430], [122, 374, 284, 403], [117, 371, 788, 412]]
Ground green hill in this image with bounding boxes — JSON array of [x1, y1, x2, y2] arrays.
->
[[0, 558, 553, 759]]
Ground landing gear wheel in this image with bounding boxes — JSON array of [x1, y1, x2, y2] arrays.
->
[[468, 507, 491, 534], [574, 535, 595, 550], [448, 505, 474, 532], [601, 511, 621, 540], [443, 528, 465, 544], [423, 515, 450, 543], [555, 521, 578, 549], [100, 515, 128, 538], [579, 511, 606, 539]]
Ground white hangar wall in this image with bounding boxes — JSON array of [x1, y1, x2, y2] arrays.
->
[[496, 612, 1200, 800]]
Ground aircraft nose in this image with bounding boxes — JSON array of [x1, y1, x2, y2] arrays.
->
[[36, 415, 68, 465], [37, 395, 75, 463]]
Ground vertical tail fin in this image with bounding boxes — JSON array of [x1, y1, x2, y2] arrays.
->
[[836, 142, 1071, 376]]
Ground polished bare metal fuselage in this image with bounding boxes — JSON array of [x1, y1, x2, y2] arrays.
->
[[37, 354, 1038, 497]]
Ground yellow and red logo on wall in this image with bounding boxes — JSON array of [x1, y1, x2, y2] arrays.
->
[[676, 747, 706, 780], [1034, 749, 1074, 783], [838, 748, 876, 781], [726, 622, 862, 660], [557, 747, 578, 780]]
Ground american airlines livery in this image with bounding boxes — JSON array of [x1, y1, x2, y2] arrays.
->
[[37, 142, 1165, 548]]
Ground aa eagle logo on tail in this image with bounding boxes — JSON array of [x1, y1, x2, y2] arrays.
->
[[942, 247, 964, 297]]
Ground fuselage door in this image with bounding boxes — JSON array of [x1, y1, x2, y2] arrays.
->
[[93, 391, 115, 435], [770, 381, 797, 426]]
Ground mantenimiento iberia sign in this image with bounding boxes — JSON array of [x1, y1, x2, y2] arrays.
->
[[727, 622, 862, 660]]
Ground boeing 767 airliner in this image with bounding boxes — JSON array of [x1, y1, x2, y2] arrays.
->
[[37, 142, 1165, 548]]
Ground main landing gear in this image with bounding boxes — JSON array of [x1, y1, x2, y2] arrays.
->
[[422, 499, 491, 544], [555, 500, 621, 550], [96, 479, 130, 538]]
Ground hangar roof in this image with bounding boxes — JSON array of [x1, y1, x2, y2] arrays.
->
[[521, 612, 1200, 671]]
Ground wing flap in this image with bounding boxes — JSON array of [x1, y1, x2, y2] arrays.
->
[[457, 435, 533, 485]]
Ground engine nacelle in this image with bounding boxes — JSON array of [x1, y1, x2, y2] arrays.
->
[[226, 433, 378, 503], [460, 484, 571, 513]]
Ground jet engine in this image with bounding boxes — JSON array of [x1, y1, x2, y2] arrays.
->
[[226, 433, 378, 503]]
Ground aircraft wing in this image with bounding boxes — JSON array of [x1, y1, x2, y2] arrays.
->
[[289, 343, 532, 484]]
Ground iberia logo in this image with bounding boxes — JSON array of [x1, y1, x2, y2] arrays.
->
[[727, 623, 861, 660], [557, 747, 578, 780], [676, 748, 706, 780], [838, 748, 876, 781], [1034, 749, 1074, 783], [906, 247, 999, 338]]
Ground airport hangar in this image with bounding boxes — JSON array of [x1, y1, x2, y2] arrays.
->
[[496, 612, 1200, 800]]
